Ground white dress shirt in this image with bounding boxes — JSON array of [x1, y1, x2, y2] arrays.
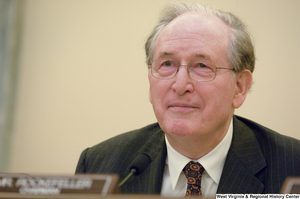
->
[[160, 119, 233, 197]]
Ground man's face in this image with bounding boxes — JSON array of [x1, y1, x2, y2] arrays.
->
[[149, 13, 239, 141]]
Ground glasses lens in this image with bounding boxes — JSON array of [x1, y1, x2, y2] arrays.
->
[[150, 60, 217, 82], [188, 62, 216, 81], [151, 60, 178, 79]]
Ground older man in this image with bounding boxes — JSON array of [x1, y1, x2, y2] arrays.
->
[[76, 3, 300, 197]]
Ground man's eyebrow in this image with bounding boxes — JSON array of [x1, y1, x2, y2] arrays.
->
[[157, 52, 174, 58], [195, 54, 211, 59], [156, 52, 212, 60]]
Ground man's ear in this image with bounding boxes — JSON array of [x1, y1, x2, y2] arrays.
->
[[232, 70, 253, 109]]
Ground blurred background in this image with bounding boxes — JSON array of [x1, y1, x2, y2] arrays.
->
[[0, 0, 299, 174]]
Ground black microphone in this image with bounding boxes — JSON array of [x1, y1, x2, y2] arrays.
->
[[118, 153, 151, 187]]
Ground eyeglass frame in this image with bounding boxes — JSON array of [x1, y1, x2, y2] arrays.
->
[[148, 59, 236, 82]]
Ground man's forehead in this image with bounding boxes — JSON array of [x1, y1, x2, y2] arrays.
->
[[156, 12, 230, 48], [164, 11, 229, 34], [153, 12, 230, 65]]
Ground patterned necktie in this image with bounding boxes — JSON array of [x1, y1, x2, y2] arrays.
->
[[182, 161, 205, 196]]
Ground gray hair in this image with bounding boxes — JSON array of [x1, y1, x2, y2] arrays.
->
[[145, 2, 255, 73]]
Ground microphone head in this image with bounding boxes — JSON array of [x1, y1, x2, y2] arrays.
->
[[130, 153, 151, 176]]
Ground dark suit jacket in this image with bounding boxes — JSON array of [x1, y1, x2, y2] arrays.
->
[[75, 115, 300, 194]]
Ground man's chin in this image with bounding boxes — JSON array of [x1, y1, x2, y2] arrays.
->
[[162, 122, 197, 137]]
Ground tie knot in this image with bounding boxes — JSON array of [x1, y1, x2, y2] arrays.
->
[[182, 161, 205, 196]]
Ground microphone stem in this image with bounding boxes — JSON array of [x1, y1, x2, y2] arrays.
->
[[118, 168, 136, 187]]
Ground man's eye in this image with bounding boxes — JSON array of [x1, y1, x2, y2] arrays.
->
[[162, 61, 173, 67], [197, 63, 207, 68]]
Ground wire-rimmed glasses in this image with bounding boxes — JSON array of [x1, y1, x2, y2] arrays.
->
[[148, 59, 235, 82]]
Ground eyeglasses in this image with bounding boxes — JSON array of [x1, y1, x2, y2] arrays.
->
[[148, 59, 235, 82]]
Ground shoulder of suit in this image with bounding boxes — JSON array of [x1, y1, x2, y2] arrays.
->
[[83, 123, 164, 156], [234, 115, 300, 153]]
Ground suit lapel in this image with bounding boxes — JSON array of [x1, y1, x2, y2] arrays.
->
[[122, 125, 167, 194], [137, 126, 167, 194], [217, 116, 266, 193]]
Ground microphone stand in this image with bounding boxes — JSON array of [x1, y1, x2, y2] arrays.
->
[[118, 168, 137, 187]]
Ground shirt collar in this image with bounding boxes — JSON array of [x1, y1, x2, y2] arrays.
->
[[165, 119, 233, 190]]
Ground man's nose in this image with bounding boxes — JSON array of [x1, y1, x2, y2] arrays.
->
[[171, 66, 194, 95]]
